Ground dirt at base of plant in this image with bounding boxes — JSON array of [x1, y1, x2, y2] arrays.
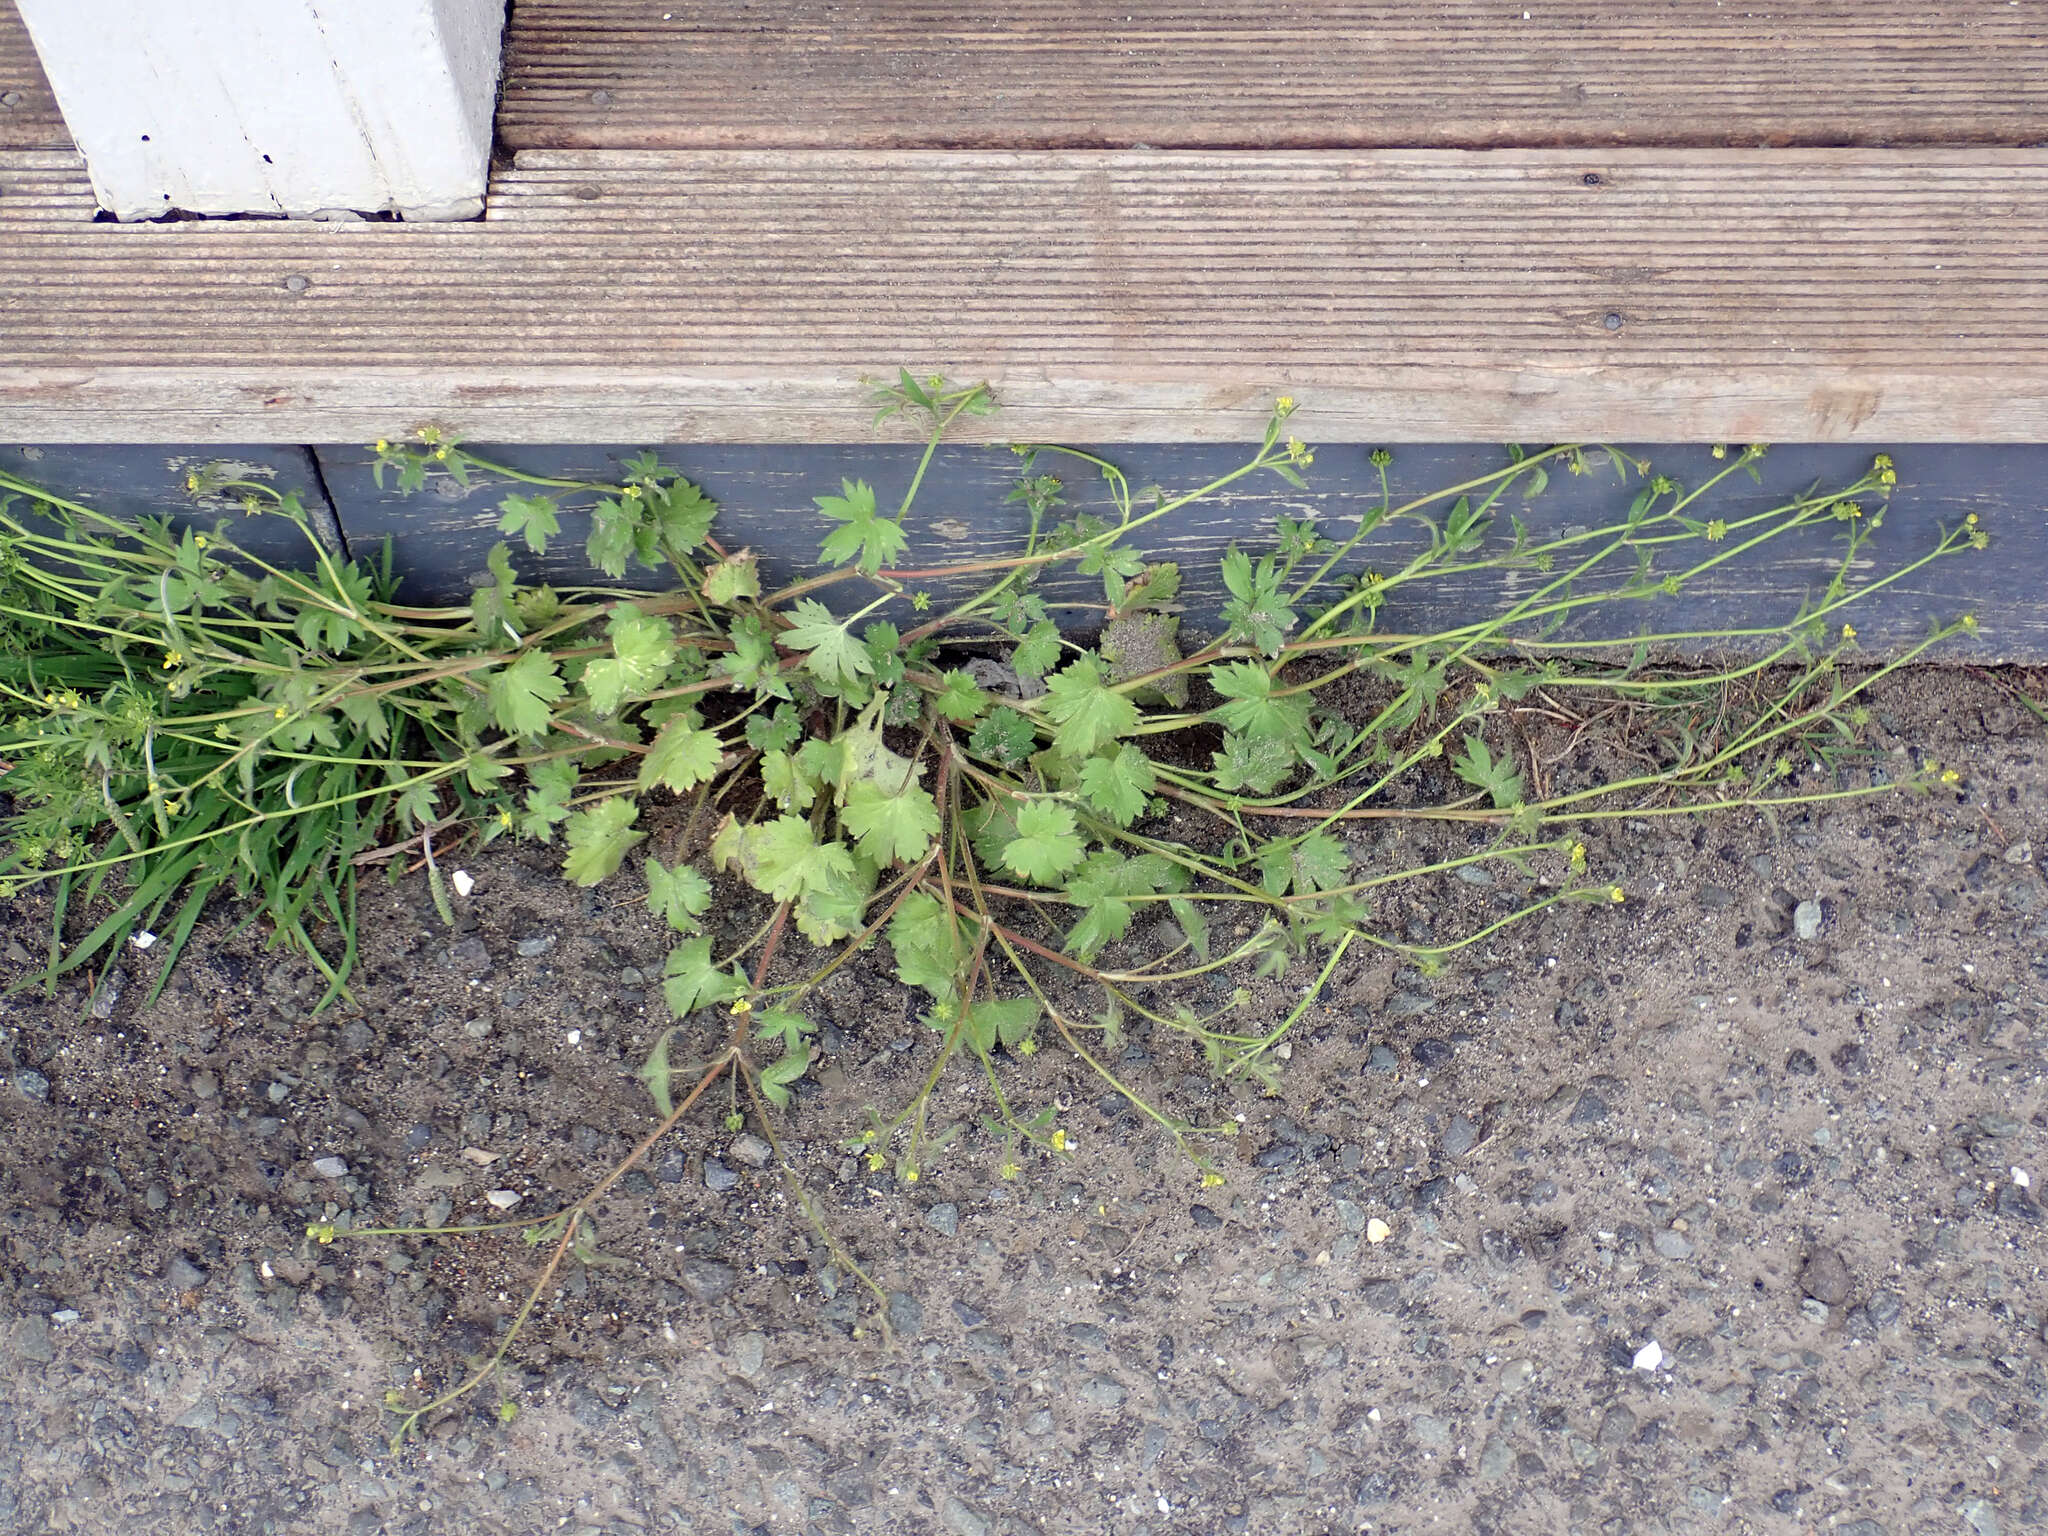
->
[[2, 667, 2046, 1536]]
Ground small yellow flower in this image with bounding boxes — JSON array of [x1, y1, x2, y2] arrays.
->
[[161, 649, 184, 669], [1704, 519, 1727, 542], [1275, 395, 1296, 414], [184, 472, 201, 493], [1569, 841, 1587, 871], [1966, 513, 1979, 527], [1609, 886, 1625, 903], [730, 997, 752, 1015], [623, 484, 643, 500], [1711, 444, 1727, 459], [902, 1166, 919, 1183], [1049, 1128, 1068, 1153], [374, 438, 390, 453], [1962, 612, 1980, 632], [865, 1151, 885, 1172], [497, 808, 514, 830], [1841, 623, 1857, 641], [999, 1159, 1022, 1181], [1200, 1170, 1225, 1189], [192, 533, 208, 549], [1941, 769, 1961, 785]]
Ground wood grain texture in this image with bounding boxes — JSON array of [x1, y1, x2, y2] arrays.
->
[[315, 440, 2043, 660], [497, 0, 2048, 151], [0, 0, 66, 151], [4, 148, 2047, 443], [0, 149, 92, 220]]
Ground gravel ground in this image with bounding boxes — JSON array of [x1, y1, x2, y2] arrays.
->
[[2, 669, 2046, 1536]]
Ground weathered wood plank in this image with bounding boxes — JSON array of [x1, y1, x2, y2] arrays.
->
[[0, 148, 91, 221], [317, 440, 2043, 660], [3, 149, 2046, 444], [0, 0, 66, 152], [497, 0, 2048, 151]]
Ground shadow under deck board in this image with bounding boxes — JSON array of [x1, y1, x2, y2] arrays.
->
[[497, 0, 2048, 151], [0, 0, 65, 151], [3, 148, 2046, 443]]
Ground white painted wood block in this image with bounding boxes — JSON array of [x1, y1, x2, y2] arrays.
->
[[13, 0, 505, 220]]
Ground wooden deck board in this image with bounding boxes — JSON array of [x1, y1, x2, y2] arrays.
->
[[498, 0, 2048, 151], [0, 1, 65, 151], [4, 148, 2045, 443], [0, 149, 93, 221]]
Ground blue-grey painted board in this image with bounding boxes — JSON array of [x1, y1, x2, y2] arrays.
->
[[317, 442, 2047, 660], [0, 444, 340, 565]]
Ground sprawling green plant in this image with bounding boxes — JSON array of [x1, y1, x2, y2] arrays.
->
[[0, 387, 1982, 1156]]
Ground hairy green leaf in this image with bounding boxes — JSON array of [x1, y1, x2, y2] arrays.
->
[[496, 493, 560, 555], [842, 778, 941, 864], [780, 599, 874, 692], [662, 934, 744, 1016], [638, 716, 723, 792], [486, 649, 566, 738], [816, 479, 907, 575], [1077, 743, 1156, 827], [645, 856, 712, 933], [1000, 800, 1086, 885], [932, 669, 989, 723], [1041, 655, 1139, 760], [583, 608, 676, 716]]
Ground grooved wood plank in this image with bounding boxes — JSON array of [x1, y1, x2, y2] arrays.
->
[[0, 0, 66, 150], [0, 149, 92, 220], [3, 149, 2046, 443], [498, 0, 2048, 151]]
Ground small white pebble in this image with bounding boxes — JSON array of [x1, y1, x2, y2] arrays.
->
[[565, 1029, 581, 1046], [130, 931, 157, 950], [484, 1189, 521, 1210], [451, 870, 475, 897], [311, 1156, 349, 1179], [51, 1309, 79, 1324], [1366, 1218, 1393, 1244], [2015, 1167, 2031, 1189], [1633, 1341, 1664, 1372]]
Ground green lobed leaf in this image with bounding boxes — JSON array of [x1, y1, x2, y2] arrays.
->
[[815, 479, 907, 575], [1040, 654, 1140, 760], [1212, 732, 1296, 795], [638, 716, 724, 793], [961, 997, 1038, 1056], [701, 550, 761, 606], [486, 649, 567, 738], [932, 669, 988, 723], [841, 778, 941, 865], [662, 934, 744, 1015], [1207, 661, 1313, 743], [999, 800, 1086, 885], [645, 857, 713, 933], [968, 706, 1037, 766], [496, 493, 560, 554], [888, 890, 965, 999], [1077, 743, 1157, 827], [562, 797, 644, 886], [780, 598, 875, 692], [1453, 732, 1525, 810], [583, 608, 676, 716], [1010, 621, 1062, 679]]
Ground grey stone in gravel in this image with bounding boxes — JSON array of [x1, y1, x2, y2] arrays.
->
[[1080, 1376, 1127, 1409], [1784, 1049, 1818, 1075], [1961, 1498, 2000, 1536], [1443, 1114, 1479, 1158], [405, 1123, 432, 1152], [1361, 1279, 1402, 1311], [1979, 1111, 2024, 1137], [1569, 1090, 1611, 1125], [1410, 1414, 1450, 1446], [312, 1156, 349, 1179], [1190, 1204, 1222, 1229], [1389, 991, 1438, 1017], [1456, 864, 1494, 887], [447, 936, 491, 974], [1793, 900, 1824, 941], [1477, 1435, 1514, 1478], [1837, 1522, 1886, 1536], [702, 1158, 739, 1192], [13, 1067, 49, 1101], [1865, 1289, 1902, 1327], [729, 1330, 766, 1379], [1653, 1229, 1694, 1261], [10, 1315, 53, 1364], [654, 1149, 686, 1184], [1365, 1044, 1399, 1073], [1597, 1405, 1636, 1448], [885, 1291, 924, 1337], [925, 1202, 959, 1237], [515, 934, 556, 957], [1800, 1297, 1832, 1323], [727, 1133, 773, 1169], [1798, 1245, 1852, 1306], [165, 1254, 209, 1289], [144, 1182, 168, 1211], [1412, 1175, 1450, 1210], [940, 1496, 993, 1536], [190, 1070, 218, 1099], [1696, 885, 1735, 909], [1411, 1038, 1453, 1068], [678, 1258, 736, 1302], [1500, 1358, 1536, 1392]]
